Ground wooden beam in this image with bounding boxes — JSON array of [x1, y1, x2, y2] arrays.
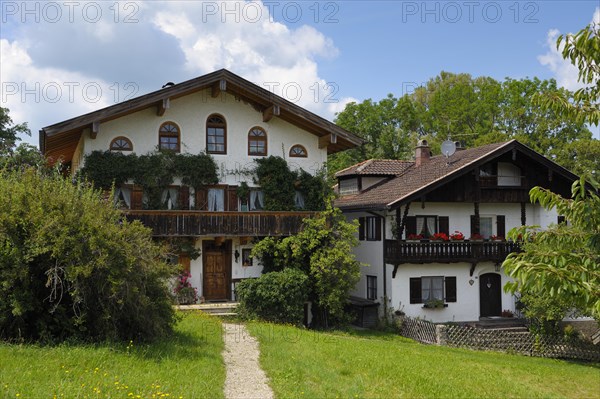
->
[[211, 79, 227, 98], [90, 122, 99, 139], [157, 98, 170, 116], [318, 133, 337, 149], [262, 104, 280, 122]]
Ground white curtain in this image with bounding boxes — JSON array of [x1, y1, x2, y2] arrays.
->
[[416, 217, 425, 236], [161, 188, 179, 209], [114, 186, 131, 208], [427, 217, 436, 237], [421, 278, 431, 301], [250, 190, 264, 211], [480, 217, 493, 239], [295, 191, 305, 209], [432, 277, 444, 300], [208, 189, 224, 211]]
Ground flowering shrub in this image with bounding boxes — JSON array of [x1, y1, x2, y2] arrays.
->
[[431, 232, 449, 241], [450, 231, 465, 240], [407, 233, 424, 240], [490, 235, 504, 241], [469, 233, 484, 240], [174, 272, 198, 305]]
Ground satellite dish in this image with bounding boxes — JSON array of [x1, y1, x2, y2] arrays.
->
[[441, 140, 456, 158]]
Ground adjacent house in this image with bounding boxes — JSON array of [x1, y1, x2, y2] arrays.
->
[[40, 69, 363, 302], [335, 139, 578, 322]]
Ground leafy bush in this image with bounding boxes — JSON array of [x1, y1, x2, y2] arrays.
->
[[236, 269, 309, 325], [0, 168, 176, 343]]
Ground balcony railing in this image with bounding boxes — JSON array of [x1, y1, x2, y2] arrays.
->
[[384, 239, 520, 265], [125, 210, 315, 237]]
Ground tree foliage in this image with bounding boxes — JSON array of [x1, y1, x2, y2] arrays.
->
[[331, 72, 595, 177], [251, 201, 362, 326], [0, 168, 176, 342], [503, 178, 600, 319]]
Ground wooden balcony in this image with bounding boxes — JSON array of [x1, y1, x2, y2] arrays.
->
[[384, 240, 520, 265], [125, 210, 314, 237]]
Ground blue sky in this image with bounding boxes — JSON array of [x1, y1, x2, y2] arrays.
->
[[1, 0, 598, 145]]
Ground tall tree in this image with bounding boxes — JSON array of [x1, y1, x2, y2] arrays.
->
[[0, 107, 30, 154]]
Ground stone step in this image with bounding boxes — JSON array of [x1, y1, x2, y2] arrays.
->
[[176, 302, 239, 315]]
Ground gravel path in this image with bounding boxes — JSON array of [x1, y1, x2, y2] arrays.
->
[[222, 323, 274, 399]]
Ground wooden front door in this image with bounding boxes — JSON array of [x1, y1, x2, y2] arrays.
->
[[203, 240, 231, 300], [479, 273, 502, 317]]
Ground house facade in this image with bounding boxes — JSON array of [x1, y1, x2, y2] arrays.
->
[[335, 140, 577, 323], [40, 69, 362, 302]]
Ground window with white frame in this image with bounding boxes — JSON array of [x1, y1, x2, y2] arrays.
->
[[410, 276, 457, 304], [416, 216, 437, 237], [161, 187, 180, 210], [480, 216, 493, 239], [249, 190, 265, 211]]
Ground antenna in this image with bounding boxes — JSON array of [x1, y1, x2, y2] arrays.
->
[[441, 139, 456, 158]]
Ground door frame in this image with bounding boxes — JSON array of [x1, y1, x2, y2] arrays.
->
[[202, 239, 232, 300], [479, 272, 502, 317]]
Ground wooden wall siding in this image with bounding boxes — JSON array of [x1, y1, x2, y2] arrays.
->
[[384, 240, 519, 265], [125, 210, 314, 237]]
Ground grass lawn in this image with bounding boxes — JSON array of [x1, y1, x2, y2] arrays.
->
[[0, 312, 225, 399], [247, 322, 600, 399]]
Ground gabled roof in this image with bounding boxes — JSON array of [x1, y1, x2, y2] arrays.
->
[[334, 140, 579, 211], [335, 159, 413, 177], [40, 69, 364, 162]]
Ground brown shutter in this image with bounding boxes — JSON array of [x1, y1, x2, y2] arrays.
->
[[410, 278, 422, 304], [195, 188, 208, 210], [227, 186, 238, 212], [405, 216, 417, 237], [131, 185, 143, 210], [179, 255, 191, 274], [470, 215, 477, 236], [358, 217, 365, 241], [496, 215, 505, 238], [445, 276, 457, 302], [375, 217, 382, 241], [179, 186, 190, 210], [438, 216, 449, 235]]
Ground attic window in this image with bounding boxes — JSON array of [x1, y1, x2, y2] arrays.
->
[[159, 122, 180, 152], [339, 178, 359, 195], [289, 144, 307, 158], [110, 136, 133, 151]]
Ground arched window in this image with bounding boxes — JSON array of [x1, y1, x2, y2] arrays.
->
[[206, 114, 226, 154], [109, 136, 133, 151], [289, 144, 307, 158], [248, 127, 267, 156], [159, 122, 180, 152]]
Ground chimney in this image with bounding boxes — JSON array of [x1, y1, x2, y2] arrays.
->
[[415, 139, 431, 167]]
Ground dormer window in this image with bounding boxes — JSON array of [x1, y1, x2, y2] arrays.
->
[[339, 178, 359, 195]]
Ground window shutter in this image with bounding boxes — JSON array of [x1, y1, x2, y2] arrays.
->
[[470, 215, 477, 235], [496, 215, 505, 237], [358, 217, 365, 241], [405, 216, 417, 237], [131, 185, 143, 210], [410, 278, 422, 304], [445, 277, 457, 302], [438, 216, 449, 235], [227, 186, 238, 212], [179, 186, 190, 210], [195, 188, 208, 210], [375, 217, 382, 241]]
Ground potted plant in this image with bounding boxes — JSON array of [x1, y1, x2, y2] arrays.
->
[[174, 272, 198, 305], [450, 231, 464, 241], [501, 309, 514, 318], [406, 233, 424, 242], [423, 298, 446, 309], [469, 233, 484, 241], [431, 232, 449, 241], [490, 235, 504, 242]]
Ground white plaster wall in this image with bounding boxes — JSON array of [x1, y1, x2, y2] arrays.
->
[[346, 212, 387, 303], [79, 89, 327, 181], [391, 262, 517, 323]]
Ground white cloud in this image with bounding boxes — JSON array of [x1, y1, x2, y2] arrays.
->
[[538, 8, 599, 91], [1, 1, 344, 146]]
